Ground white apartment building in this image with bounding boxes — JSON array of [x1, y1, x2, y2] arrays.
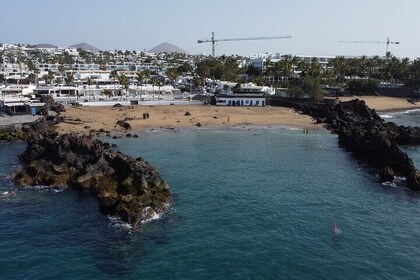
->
[[249, 53, 335, 71]]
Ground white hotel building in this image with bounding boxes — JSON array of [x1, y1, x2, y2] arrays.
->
[[249, 53, 335, 71]]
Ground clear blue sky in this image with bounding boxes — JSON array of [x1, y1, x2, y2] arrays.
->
[[2, 0, 420, 58]]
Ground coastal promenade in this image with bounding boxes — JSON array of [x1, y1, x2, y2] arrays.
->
[[0, 114, 40, 127]]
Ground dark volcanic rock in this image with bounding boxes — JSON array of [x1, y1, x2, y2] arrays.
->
[[281, 99, 420, 191], [0, 126, 27, 142], [39, 95, 66, 114], [116, 120, 132, 130], [12, 96, 172, 225], [13, 132, 171, 226], [379, 166, 395, 183]]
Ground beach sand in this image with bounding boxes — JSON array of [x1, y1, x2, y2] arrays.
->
[[56, 105, 319, 134], [338, 96, 420, 112], [55, 96, 420, 135]]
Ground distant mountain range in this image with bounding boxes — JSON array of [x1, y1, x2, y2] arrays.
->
[[34, 42, 101, 52], [34, 43, 58, 48], [31, 42, 188, 54], [68, 43, 101, 52], [148, 42, 188, 54]]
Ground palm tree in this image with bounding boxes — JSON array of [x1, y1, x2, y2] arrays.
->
[[307, 57, 322, 79], [141, 69, 151, 96], [371, 56, 385, 80], [135, 71, 144, 85], [407, 58, 420, 89], [296, 58, 310, 78], [102, 88, 112, 100], [271, 58, 293, 85], [330, 56, 348, 83], [33, 68, 40, 86], [135, 71, 146, 96], [86, 77, 95, 101], [221, 56, 239, 82], [166, 68, 179, 85], [141, 69, 150, 84], [43, 71, 55, 85], [109, 70, 118, 95], [64, 72, 74, 86], [264, 60, 276, 85], [399, 57, 411, 83], [117, 73, 129, 100], [28, 73, 36, 84], [64, 72, 75, 98], [58, 64, 65, 84], [150, 76, 161, 101]]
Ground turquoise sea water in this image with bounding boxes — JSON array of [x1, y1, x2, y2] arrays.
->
[[1, 113, 420, 279]]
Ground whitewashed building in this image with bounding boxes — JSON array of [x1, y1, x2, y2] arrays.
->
[[214, 85, 267, 107]]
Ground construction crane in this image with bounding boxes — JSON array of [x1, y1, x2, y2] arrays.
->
[[339, 37, 400, 56], [197, 32, 292, 57]]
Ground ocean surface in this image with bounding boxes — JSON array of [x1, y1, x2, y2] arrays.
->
[[0, 111, 419, 280]]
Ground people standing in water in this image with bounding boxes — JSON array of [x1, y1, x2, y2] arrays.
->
[[333, 221, 338, 234]]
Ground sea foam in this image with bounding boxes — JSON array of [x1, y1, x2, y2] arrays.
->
[[141, 207, 162, 224], [24, 185, 68, 193], [380, 109, 420, 119], [108, 216, 133, 231], [381, 176, 407, 188]]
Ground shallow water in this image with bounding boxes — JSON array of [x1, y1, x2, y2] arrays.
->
[[380, 108, 420, 127], [1, 123, 420, 279]]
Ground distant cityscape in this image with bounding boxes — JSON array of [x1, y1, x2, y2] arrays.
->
[[1, 41, 420, 115]]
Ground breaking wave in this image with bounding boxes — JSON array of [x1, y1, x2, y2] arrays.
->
[[108, 216, 133, 231], [381, 176, 407, 188], [380, 109, 420, 120]]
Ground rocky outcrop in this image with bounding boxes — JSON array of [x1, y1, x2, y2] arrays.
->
[[39, 95, 66, 114], [13, 131, 171, 226], [0, 126, 27, 142], [285, 99, 420, 191], [11, 97, 171, 226]]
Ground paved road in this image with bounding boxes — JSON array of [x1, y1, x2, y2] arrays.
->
[[0, 114, 40, 127]]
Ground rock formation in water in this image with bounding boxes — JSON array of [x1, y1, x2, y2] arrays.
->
[[278, 99, 420, 191], [13, 131, 172, 226]]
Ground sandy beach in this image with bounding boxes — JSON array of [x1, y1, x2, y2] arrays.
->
[[337, 96, 420, 112], [54, 96, 420, 135], [56, 105, 319, 134], [0, 96, 380, 134]]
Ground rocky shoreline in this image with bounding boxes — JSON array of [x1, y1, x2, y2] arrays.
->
[[288, 99, 420, 191], [11, 106, 171, 227], [7, 98, 420, 230]]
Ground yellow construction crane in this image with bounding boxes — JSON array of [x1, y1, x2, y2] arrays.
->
[[339, 37, 400, 56], [198, 32, 292, 57]]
